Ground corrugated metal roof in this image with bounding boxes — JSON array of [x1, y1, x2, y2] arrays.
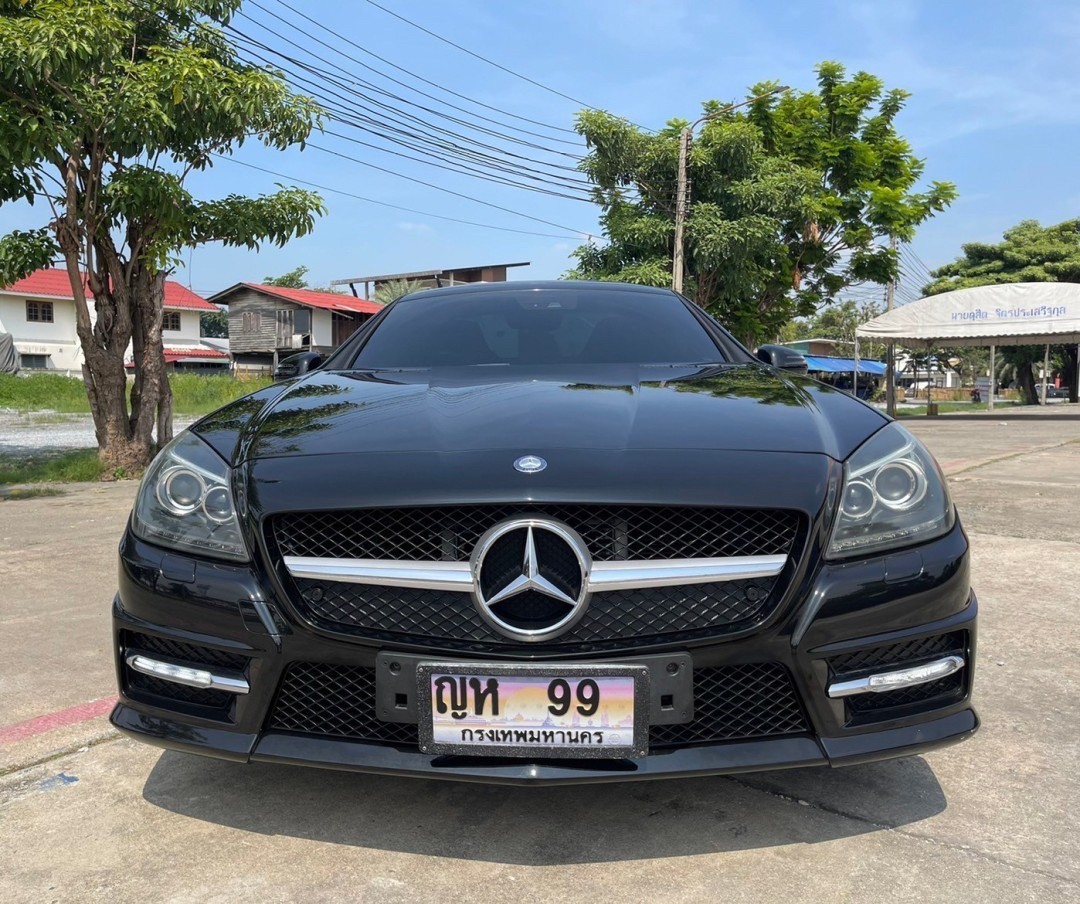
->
[[212, 282, 381, 314]]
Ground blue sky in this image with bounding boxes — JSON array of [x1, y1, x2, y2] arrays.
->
[[4, 0, 1079, 301]]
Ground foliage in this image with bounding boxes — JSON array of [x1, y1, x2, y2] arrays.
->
[[0, 372, 270, 415], [924, 218, 1080, 403], [200, 308, 229, 337], [570, 62, 956, 345], [264, 265, 310, 289], [0, 1, 324, 469], [0, 448, 106, 485], [781, 297, 884, 356], [373, 278, 427, 304]]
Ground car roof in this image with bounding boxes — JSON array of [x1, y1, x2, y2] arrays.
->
[[396, 280, 677, 302]]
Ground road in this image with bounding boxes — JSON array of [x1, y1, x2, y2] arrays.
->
[[1, 409, 1078, 903]]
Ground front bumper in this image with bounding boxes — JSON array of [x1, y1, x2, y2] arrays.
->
[[111, 522, 979, 785]]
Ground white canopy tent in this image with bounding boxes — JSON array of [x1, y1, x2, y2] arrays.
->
[[855, 282, 1080, 410]]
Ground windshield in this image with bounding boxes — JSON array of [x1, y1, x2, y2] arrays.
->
[[351, 287, 723, 368]]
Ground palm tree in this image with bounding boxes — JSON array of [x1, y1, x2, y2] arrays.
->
[[373, 278, 429, 305]]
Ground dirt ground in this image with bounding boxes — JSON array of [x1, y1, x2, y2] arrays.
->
[[1, 409, 1078, 903]]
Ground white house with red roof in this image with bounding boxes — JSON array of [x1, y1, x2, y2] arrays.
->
[[0, 268, 229, 373], [210, 282, 381, 370]]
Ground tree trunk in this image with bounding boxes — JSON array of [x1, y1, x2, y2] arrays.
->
[[1015, 362, 1040, 406], [1063, 346, 1079, 404], [60, 247, 170, 474]]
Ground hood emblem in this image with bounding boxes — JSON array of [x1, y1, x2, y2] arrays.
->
[[513, 455, 547, 474], [470, 518, 592, 642]]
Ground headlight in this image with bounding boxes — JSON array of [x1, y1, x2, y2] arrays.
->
[[132, 431, 248, 562], [828, 422, 954, 558]]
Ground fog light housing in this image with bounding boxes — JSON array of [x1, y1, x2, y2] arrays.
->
[[827, 655, 965, 698]]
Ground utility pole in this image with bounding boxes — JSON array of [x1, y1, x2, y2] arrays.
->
[[672, 128, 691, 295], [885, 235, 898, 417], [670, 86, 789, 295]]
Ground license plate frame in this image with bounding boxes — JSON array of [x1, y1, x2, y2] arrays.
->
[[416, 662, 651, 759]]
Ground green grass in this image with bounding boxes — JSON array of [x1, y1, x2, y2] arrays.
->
[[0, 372, 271, 416], [0, 372, 92, 412], [895, 401, 1022, 417], [0, 448, 107, 486], [167, 372, 272, 414]]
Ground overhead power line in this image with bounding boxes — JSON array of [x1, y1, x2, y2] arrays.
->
[[212, 155, 588, 239], [261, 0, 582, 141], [304, 142, 595, 235], [359, 0, 636, 122]]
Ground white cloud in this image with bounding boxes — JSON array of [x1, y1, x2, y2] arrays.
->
[[397, 222, 433, 234]]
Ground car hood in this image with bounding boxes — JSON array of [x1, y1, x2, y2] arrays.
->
[[195, 364, 886, 464]]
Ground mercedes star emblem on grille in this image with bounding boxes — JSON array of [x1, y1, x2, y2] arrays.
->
[[513, 455, 547, 473], [470, 517, 592, 642]]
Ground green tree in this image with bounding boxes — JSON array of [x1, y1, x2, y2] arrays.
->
[[570, 62, 956, 346], [373, 278, 427, 304], [264, 265, 310, 289], [200, 308, 229, 338], [924, 218, 1080, 404], [0, 1, 324, 470]]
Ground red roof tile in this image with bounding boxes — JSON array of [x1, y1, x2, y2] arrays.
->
[[162, 346, 230, 362], [228, 282, 382, 314], [0, 267, 217, 311]]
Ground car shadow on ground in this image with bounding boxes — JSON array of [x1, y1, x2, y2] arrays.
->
[[142, 751, 947, 864]]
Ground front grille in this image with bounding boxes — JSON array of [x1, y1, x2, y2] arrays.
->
[[293, 577, 776, 652], [122, 631, 246, 714], [267, 661, 808, 749], [271, 504, 800, 562], [270, 504, 800, 650]]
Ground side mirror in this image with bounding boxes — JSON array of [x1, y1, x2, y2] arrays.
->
[[274, 351, 324, 381], [756, 345, 808, 375]]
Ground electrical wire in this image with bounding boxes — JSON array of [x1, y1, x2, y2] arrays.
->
[[211, 154, 589, 239], [358, 0, 652, 130], [261, 0, 583, 141], [303, 142, 597, 234]]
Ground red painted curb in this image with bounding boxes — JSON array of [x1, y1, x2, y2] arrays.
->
[[0, 697, 118, 745]]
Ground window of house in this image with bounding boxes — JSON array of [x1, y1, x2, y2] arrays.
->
[[163, 312, 181, 331], [242, 311, 262, 332], [20, 354, 50, 369], [26, 301, 54, 323]]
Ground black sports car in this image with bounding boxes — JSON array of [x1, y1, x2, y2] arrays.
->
[[111, 281, 978, 784]]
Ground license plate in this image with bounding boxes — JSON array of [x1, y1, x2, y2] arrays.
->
[[416, 663, 650, 759]]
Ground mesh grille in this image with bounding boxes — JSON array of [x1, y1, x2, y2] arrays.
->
[[124, 631, 249, 671], [122, 632, 247, 714], [268, 662, 419, 745], [650, 663, 807, 746], [267, 661, 807, 749], [126, 672, 235, 710], [847, 670, 965, 713], [827, 631, 967, 675], [293, 577, 775, 652], [271, 504, 800, 562]]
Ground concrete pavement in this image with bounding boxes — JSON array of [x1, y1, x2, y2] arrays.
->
[[2, 411, 1078, 903]]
